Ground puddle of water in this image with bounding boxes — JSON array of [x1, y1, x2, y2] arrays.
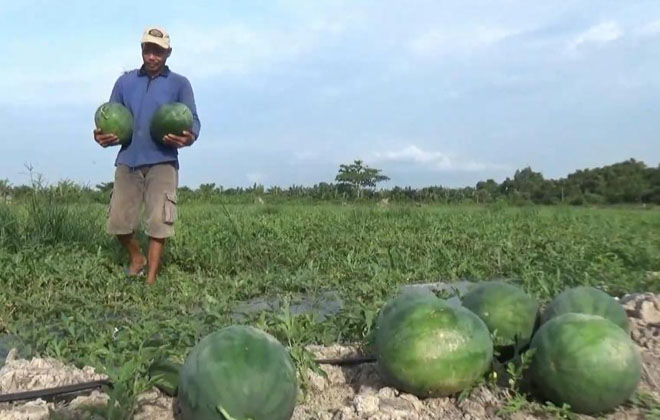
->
[[230, 290, 344, 323], [399, 280, 476, 306], [230, 281, 476, 323]]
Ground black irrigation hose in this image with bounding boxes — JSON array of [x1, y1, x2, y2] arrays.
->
[[316, 355, 377, 365], [0, 356, 377, 404], [0, 379, 113, 403]]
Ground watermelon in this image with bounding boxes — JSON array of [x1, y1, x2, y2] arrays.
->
[[541, 286, 630, 332], [461, 281, 539, 352], [178, 325, 298, 420], [377, 288, 440, 326], [528, 313, 642, 414], [375, 291, 493, 398], [150, 102, 193, 143], [94, 102, 133, 145]]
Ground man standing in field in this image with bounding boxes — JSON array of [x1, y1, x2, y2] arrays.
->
[[93, 26, 201, 285]]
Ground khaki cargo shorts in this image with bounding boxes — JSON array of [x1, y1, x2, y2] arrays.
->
[[107, 163, 179, 238]]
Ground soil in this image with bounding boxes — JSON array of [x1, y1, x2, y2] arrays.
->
[[0, 293, 658, 420]]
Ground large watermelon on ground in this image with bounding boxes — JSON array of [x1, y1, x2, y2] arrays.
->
[[461, 281, 539, 352], [528, 313, 642, 414], [178, 325, 298, 420], [376, 288, 439, 327], [150, 102, 193, 143], [375, 291, 493, 398], [541, 286, 630, 332], [94, 102, 133, 145]]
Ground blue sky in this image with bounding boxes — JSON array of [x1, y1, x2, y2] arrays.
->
[[2, 0, 660, 189]]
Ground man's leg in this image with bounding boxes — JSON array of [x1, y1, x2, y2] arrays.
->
[[107, 165, 146, 274], [146, 237, 165, 284], [144, 163, 178, 285], [118, 233, 147, 275]]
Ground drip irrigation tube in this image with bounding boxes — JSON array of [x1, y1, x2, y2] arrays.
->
[[316, 355, 376, 365], [0, 380, 113, 403], [0, 356, 377, 404]]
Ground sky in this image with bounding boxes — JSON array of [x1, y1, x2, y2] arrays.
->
[[1, 0, 660, 189]]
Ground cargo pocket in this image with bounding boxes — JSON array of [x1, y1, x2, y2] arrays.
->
[[163, 192, 177, 225]]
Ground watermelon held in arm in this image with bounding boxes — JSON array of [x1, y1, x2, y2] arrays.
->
[[178, 325, 298, 420], [94, 102, 133, 145], [375, 291, 494, 398], [150, 102, 193, 143], [528, 313, 642, 415], [541, 286, 630, 332], [460, 281, 540, 353]]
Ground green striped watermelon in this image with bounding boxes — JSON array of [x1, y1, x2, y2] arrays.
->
[[178, 325, 298, 420], [461, 281, 539, 352], [375, 291, 493, 397], [541, 286, 630, 332], [528, 313, 642, 414], [150, 102, 193, 143], [94, 102, 133, 145]]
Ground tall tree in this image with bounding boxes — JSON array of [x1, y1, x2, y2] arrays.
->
[[335, 160, 390, 198]]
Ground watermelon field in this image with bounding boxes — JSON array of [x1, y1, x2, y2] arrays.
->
[[0, 195, 659, 419]]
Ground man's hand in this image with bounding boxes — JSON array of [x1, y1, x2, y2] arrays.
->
[[94, 128, 120, 148], [163, 130, 195, 148]]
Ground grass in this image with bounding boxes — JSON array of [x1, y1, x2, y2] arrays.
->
[[0, 193, 659, 418]]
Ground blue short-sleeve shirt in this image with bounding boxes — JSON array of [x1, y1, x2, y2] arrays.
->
[[108, 65, 201, 169]]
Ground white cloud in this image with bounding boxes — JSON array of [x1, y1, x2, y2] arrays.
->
[[170, 24, 314, 79], [370, 145, 509, 172], [0, 16, 352, 107], [169, 16, 354, 80], [0, 45, 136, 107], [567, 22, 622, 51], [635, 20, 660, 37], [410, 26, 515, 58]]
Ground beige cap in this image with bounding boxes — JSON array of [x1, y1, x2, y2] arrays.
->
[[141, 26, 171, 49]]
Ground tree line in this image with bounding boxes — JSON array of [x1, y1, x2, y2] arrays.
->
[[1, 158, 658, 205]]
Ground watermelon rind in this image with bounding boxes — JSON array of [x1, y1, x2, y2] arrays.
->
[[375, 291, 493, 398], [461, 281, 540, 351], [528, 312, 642, 415], [150, 102, 193, 144], [178, 325, 298, 420], [94, 102, 133, 145], [541, 286, 630, 332]]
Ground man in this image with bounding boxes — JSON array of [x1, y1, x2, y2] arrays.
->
[[94, 26, 201, 285]]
